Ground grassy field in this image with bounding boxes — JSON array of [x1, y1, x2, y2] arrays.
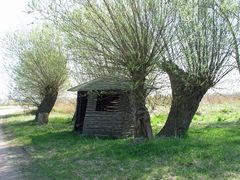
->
[[1, 100, 240, 179]]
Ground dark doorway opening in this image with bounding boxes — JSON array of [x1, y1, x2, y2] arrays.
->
[[75, 92, 88, 132], [96, 94, 120, 112]]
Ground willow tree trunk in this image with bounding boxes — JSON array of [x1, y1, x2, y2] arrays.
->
[[131, 73, 153, 139], [35, 92, 58, 124], [158, 62, 208, 137]]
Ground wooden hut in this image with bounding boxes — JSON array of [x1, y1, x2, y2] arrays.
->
[[68, 77, 134, 137]]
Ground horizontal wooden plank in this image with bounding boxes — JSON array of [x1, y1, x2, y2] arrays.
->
[[84, 116, 124, 120], [84, 124, 122, 127], [84, 122, 123, 126], [84, 123, 122, 127], [84, 118, 124, 122], [85, 111, 125, 115], [83, 131, 122, 135], [83, 129, 122, 132], [84, 125, 123, 128], [84, 127, 122, 130], [84, 116, 124, 119], [84, 121, 122, 123]]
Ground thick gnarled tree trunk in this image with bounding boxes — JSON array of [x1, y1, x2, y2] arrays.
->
[[35, 92, 58, 124], [131, 72, 153, 139], [158, 62, 208, 137], [131, 92, 153, 139]]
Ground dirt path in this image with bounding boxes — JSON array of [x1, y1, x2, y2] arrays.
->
[[0, 106, 25, 180]]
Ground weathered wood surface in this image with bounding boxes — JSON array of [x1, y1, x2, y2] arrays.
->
[[80, 93, 134, 137]]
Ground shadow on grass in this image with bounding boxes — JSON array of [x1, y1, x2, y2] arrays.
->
[[2, 114, 240, 179], [27, 121, 240, 179]]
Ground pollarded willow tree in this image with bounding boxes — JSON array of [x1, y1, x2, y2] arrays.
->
[[158, 0, 235, 137], [3, 25, 68, 123], [217, 0, 240, 73], [30, 0, 175, 138]]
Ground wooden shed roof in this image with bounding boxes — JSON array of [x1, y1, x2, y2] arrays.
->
[[68, 77, 131, 92]]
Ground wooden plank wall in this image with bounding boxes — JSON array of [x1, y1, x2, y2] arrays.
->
[[119, 94, 134, 136], [82, 93, 134, 137]]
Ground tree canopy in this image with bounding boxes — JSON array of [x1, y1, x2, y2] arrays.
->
[[3, 25, 68, 122], [28, 0, 239, 136], [30, 0, 175, 138], [158, 0, 235, 136]]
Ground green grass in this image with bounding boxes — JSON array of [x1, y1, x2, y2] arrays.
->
[[1, 104, 240, 180]]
